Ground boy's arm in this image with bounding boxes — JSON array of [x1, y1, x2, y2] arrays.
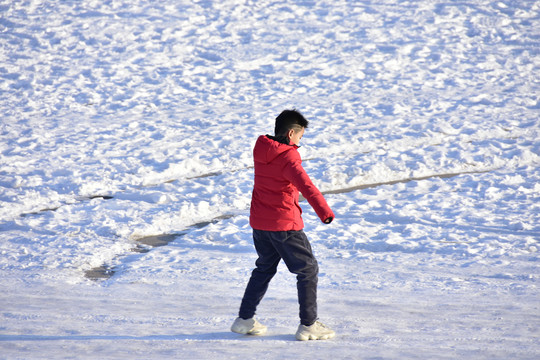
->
[[282, 153, 334, 224]]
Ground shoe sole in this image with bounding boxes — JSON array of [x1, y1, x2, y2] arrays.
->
[[296, 332, 335, 341], [248, 328, 267, 335], [231, 327, 267, 336]]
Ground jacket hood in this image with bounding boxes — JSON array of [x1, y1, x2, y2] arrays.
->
[[253, 135, 297, 165]]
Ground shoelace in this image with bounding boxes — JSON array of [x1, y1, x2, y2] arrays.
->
[[311, 321, 328, 329]]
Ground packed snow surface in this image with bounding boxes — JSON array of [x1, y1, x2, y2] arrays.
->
[[1, 0, 539, 358]]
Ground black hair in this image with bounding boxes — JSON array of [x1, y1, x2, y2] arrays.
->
[[274, 109, 309, 137]]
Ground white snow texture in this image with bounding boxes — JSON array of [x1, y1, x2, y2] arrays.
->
[[0, 0, 539, 359]]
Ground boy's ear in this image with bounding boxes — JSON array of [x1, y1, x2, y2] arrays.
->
[[287, 129, 295, 140]]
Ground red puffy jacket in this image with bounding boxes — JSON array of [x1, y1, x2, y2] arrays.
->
[[249, 135, 335, 231]]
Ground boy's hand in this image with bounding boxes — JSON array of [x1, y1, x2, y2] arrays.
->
[[324, 217, 333, 224]]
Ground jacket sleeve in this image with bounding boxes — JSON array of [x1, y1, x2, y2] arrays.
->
[[282, 151, 335, 224]]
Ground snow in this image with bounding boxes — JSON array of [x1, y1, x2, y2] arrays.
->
[[0, 0, 539, 358]]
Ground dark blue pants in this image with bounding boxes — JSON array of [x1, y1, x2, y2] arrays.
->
[[239, 229, 319, 326]]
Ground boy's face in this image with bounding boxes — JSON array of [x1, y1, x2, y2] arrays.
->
[[288, 127, 305, 146]]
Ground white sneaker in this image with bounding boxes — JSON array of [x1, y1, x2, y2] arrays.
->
[[231, 317, 267, 335], [295, 321, 335, 341]]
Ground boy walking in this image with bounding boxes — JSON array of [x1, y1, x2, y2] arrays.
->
[[231, 109, 336, 341]]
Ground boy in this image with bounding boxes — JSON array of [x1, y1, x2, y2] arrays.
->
[[231, 109, 336, 341]]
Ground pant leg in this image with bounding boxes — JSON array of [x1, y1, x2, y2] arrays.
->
[[238, 230, 281, 319], [270, 230, 319, 326]]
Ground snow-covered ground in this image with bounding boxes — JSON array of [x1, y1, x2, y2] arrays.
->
[[1, 0, 539, 358]]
